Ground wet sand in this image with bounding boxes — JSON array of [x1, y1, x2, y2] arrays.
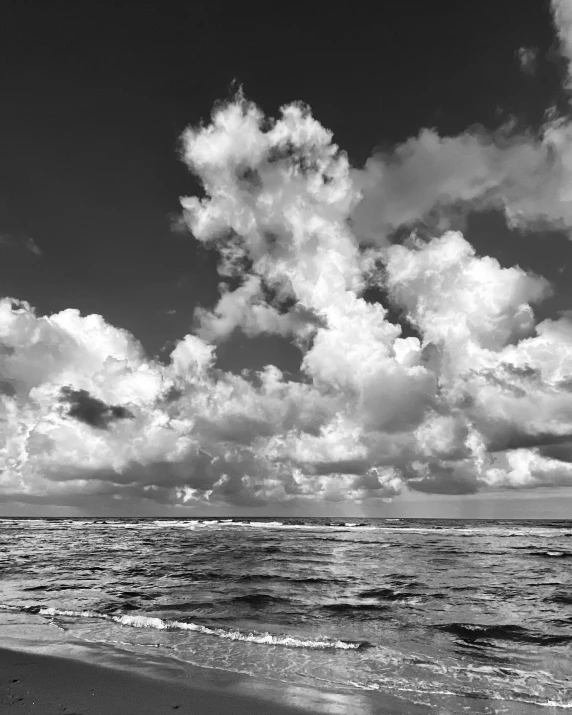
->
[[0, 646, 318, 715], [0, 644, 416, 715], [0, 610, 405, 715]]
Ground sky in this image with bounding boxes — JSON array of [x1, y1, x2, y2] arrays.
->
[[3, 1, 572, 517]]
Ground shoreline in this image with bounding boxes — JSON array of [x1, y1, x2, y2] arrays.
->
[[0, 643, 401, 715], [0, 614, 405, 715], [0, 645, 312, 715]]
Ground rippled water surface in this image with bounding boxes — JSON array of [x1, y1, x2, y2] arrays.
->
[[1, 517, 572, 712]]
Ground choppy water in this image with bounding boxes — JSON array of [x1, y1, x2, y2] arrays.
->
[[1, 517, 572, 712]]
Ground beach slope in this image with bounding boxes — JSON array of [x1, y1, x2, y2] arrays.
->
[[0, 646, 317, 715]]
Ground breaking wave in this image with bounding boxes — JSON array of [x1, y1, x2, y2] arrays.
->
[[34, 606, 371, 650]]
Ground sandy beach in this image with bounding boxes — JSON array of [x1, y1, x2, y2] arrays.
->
[[0, 606, 409, 715], [0, 638, 410, 715], [0, 646, 326, 715]]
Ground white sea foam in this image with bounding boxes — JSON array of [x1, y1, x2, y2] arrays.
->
[[116, 520, 379, 533], [14, 517, 571, 538], [38, 607, 367, 650]]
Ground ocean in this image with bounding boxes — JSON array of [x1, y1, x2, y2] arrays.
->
[[1, 517, 572, 713]]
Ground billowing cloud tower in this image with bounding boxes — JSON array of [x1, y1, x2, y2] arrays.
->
[[4, 0, 572, 511]]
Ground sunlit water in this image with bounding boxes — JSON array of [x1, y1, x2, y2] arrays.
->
[[1, 517, 572, 712]]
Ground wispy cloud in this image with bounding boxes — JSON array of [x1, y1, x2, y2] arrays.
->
[[0, 233, 43, 258], [517, 46, 538, 75]]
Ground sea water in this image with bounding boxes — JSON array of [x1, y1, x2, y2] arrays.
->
[[1, 517, 572, 713]]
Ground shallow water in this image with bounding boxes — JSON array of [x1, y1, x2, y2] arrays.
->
[[1, 517, 572, 712]]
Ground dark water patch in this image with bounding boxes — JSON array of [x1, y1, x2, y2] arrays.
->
[[357, 588, 416, 601], [437, 622, 572, 646], [312, 535, 363, 543], [523, 580, 565, 587], [119, 602, 140, 611], [386, 575, 424, 587], [321, 603, 391, 619], [169, 570, 234, 581], [121, 567, 151, 576], [21, 585, 51, 592], [155, 600, 228, 611], [116, 590, 155, 601], [289, 576, 348, 585], [22, 584, 95, 592], [545, 592, 572, 605], [339, 539, 394, 545], [96, 601, 137, 614], [237, 574, 344, 585], [262, 556, 328, 566], [482, 586, 531, 599], [551, 617, 572, 627], [231, 593, 292, 607], [385, 571, 425, 586]]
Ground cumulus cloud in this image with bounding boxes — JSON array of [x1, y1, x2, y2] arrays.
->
[[552, 0, 572, 89], [350, 122, 572, 241], [0, 296, 344, 508], [348, 2, 572, 242], [5, 0, 572, 509]]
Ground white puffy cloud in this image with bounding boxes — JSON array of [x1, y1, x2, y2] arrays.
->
[[348, 1, 572, 243], [7, 70, 572, 508], [350, 122, 572, 242], [383, 231, 572, 488], [385, 232, 550, 364], [552, 0, 572, 90], [194, 275, 322, 344], [486, 449, 572, 489], [0, 296, 347, 508]]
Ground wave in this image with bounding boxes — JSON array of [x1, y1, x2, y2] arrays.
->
[[7, 517, 572, 539], [101, 519, 379, 533], [533, 551, 572, 558], [321, 603, 391, 619], [437, 622, 572, 646], [289, 576, 348, 584], [237, 573, 349, 586], [231, 593, 291, 606], [357, 587, 416, 601], [22, 583, 95, 592], [166, 570, 236, 581], [32, 606, 371, 650]]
